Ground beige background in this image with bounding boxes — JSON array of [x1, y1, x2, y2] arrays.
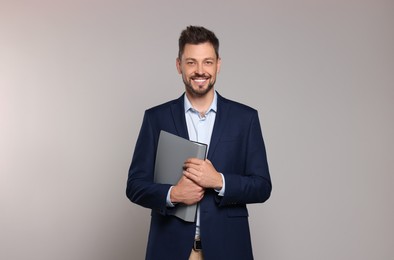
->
[[1, 0, 393, 259]]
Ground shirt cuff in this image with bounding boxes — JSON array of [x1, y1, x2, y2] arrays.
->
[[214, 173, 225, 196], [166, 186, 176, 207]]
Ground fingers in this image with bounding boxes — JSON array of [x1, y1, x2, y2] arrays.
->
[[172, 175, 205, 205], [183, 169, 198, 182], [183, 158, 206, 173], [184, 157, 204, 165], [183, 158, 214, 178], [178, 175, 203, 191]]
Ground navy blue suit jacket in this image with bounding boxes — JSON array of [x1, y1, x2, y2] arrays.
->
[[126, 93, 271, 260]]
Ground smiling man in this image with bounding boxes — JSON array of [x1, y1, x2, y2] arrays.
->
[[177, 41, 220, 98], [126, 26, 272, 260]]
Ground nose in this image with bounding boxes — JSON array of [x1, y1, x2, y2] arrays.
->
[[196, 63, 204, 74]]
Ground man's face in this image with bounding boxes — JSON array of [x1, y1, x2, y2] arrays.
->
[[176, 42, 221, 97]]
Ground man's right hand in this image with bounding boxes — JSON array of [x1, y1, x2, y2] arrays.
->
[[170, 176, 204, 205]]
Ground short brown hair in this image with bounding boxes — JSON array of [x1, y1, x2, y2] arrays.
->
[[178, 26, 220, 59]]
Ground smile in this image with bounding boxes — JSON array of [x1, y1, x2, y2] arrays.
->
[[194, 79, 207, 83]]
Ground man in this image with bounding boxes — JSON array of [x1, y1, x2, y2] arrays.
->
[[126, 26, 272, 260]]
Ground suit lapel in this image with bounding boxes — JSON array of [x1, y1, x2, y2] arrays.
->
[[208, 93, 230, 159], [170, 94, 189, 140], [170, 92, 230, 158]]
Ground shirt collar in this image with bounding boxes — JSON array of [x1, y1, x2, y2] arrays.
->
[[184, 91, 217, 114]]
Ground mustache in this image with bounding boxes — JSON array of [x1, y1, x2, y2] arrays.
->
[[190, 73, 211, 79]]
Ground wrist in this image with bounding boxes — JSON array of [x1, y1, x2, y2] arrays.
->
[[214, 172, 223, 189], [170, 185, 180, 203]]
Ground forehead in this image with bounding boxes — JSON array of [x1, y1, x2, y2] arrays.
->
[[182, 42, 216, 60]]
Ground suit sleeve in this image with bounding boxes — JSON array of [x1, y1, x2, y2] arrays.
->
[[126, 111, 173, 215], [217, 111, 272, 206]]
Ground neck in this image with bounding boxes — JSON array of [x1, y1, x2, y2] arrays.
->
[[185, 89, 215, 114]]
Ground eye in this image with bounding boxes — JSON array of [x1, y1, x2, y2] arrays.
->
[[204, 60, 214, 65]]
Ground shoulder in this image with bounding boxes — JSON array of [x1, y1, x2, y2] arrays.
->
[[217, 93, 258, 116]]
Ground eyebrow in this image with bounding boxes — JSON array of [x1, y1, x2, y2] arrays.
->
[[183, 57, 216, 61]]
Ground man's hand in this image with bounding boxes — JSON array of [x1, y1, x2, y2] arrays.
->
[[183, 158, 223, 190], [170, 175, 205, 205]]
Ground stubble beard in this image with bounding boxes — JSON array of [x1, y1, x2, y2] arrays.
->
[[183, 75, 216, 97]]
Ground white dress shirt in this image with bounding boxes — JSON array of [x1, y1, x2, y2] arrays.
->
[[166, 91, 225, 237]]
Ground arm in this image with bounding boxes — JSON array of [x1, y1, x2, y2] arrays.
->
[[219, 111, 272, 206], [126, 111, 171, 212], [126, 110, 206, 212]]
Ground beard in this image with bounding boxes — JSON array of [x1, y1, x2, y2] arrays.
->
[[183, 73, 216, 97]]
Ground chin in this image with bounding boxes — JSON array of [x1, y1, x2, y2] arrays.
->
[[190, 85, 213, 97]]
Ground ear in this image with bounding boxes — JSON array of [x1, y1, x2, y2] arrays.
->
[[176, 58, 182, 74], [217, 57, 222, 74]]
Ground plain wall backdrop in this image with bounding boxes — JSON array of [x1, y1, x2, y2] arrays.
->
[[1, 0, 393, 259]]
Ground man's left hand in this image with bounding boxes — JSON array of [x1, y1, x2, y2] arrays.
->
[[183, 158, 223, 190]]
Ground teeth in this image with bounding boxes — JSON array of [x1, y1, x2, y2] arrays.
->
[[194, 78, 207, 82]]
